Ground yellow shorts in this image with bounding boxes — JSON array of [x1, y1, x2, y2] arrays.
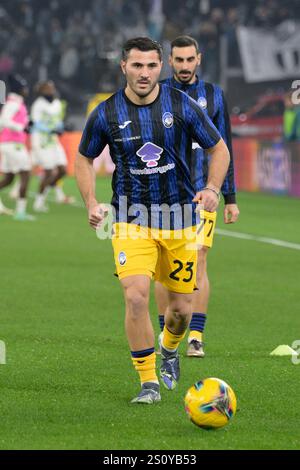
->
[[197, 210, 217, 248], [112, 223, 198, 294]]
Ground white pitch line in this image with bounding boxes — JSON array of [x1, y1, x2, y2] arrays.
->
[[216, 228, 300, 251], [16, 191, 300, 251], [28, 191, 85, 208]]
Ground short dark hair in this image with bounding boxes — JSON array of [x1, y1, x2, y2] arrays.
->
[[34, 80, 55, 95], [171, 35, 200, 54], [122, 37, 163, 61]]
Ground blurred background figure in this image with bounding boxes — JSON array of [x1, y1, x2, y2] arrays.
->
[[30, 80, 73, 212], [283, 91, 300, 141], [0, 0, 298, 123], [0, 0, 299, 196], [0, 74, 35, 220]]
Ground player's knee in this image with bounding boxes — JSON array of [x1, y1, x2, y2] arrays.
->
[[169, 296, 192, 320], [125, 287, 148, 317]]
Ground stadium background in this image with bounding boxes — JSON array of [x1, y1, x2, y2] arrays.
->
[[1, 0, 299, 196], [1, 0, 300, 451]]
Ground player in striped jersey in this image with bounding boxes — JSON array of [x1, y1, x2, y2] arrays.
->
[[155, 36, 240, 358], [76, 37, 230, 404]]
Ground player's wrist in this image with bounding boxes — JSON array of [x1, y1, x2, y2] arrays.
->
[[87, 198, 99, 211], [205, 182, 220, 192], [203, 186, 221, 200]]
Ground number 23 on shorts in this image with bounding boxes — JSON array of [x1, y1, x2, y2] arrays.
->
[[169, 260, 194, 283]]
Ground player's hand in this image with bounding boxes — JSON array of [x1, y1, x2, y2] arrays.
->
[[224, 204, 240, 224], [193, 188, 220, 212], [88, 202, 109, 230]]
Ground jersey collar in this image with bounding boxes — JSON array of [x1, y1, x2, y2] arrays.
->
[[122, 84, 162, 108]]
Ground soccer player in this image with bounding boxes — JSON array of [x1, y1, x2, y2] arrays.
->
[[76, 37, 230, 404], [155, 36, 240, 358], [31, 81, 72, 212], [0, 75, 34, 220]]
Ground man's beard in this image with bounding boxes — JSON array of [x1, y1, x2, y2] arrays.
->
[[176, 70, 196, 84], [134, 81, 156, 98]]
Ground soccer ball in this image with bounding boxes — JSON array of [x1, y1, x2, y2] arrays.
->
[[184, 377, 237, 429]]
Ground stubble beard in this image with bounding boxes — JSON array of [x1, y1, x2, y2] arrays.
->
[[133, 81, 157, 98], [176, 69, 197, 85]]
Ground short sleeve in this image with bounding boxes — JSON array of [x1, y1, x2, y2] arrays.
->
[[79, 106, 108, 159], [188, 97, 221, 150]]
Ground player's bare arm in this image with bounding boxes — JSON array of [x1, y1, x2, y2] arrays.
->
[[193, 138, 230, 212], [75, 152, 107, 229]]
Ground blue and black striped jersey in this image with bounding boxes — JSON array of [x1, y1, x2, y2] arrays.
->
[[161, 77, 236, 204], [79, 84, 221, 227]]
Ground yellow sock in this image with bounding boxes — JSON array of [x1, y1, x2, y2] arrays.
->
[[188, 330, 203, 342], [131, 352, 158, 384], [162, 326, 186, 351]]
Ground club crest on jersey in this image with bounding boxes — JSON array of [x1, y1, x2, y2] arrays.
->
[[162, 112, 174, 128], [118, 251, 126, 266], [197, 97, 207, 109], [136, 142, 163, 168]]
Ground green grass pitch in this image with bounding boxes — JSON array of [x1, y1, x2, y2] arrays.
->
[[0, 177, 300, 450]]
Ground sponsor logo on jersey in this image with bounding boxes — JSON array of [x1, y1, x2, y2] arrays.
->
[[136, 142, 163, 168], [130, 163, 175, 175], [114, 135, 140, 142], [119, 120, 132, 129]]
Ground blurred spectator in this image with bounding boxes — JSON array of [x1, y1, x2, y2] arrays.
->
[[59, 46, 79, 80], [224, 8, 241, 67], [283, 92, 300, 141], [0, 0, 298, 113], [0, 52, 14, 75], [148, 0, 164, 41]]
